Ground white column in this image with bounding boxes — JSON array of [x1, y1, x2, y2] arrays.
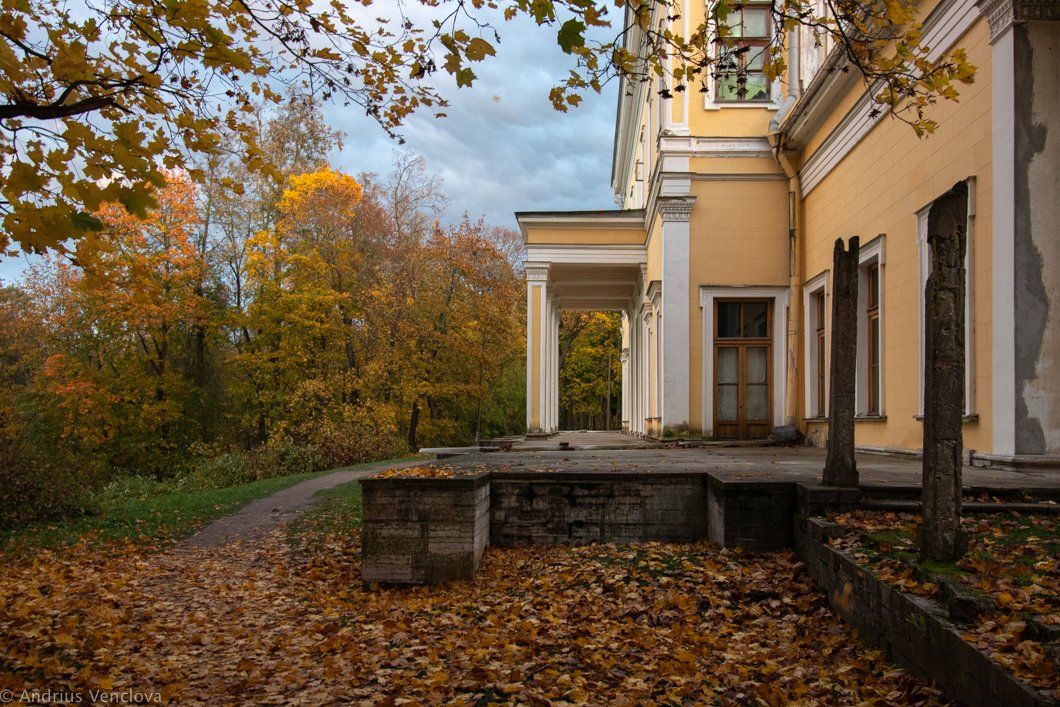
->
[[632, 308, 642, 434], [544, 296, 551, 433], [550, 304, 560, 432], [658, 198, 695, 436], [643, 306, 655, 433], [620, 310, 630, 431], [985, 2, 1017, 456], [525, 264, 550, 433]]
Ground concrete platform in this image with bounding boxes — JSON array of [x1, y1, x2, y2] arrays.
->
[[511, 430, 657, 450], [364, 442, 1060, 586], [444, 444, 1060, 492]]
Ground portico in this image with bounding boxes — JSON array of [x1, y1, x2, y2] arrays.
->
[[517, 209, 659, 436]]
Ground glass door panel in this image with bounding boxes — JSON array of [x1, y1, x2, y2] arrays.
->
[[713, 300, 772, 440]]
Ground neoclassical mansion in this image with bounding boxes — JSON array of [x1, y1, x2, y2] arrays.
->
[[516, 0, 1059, 466]]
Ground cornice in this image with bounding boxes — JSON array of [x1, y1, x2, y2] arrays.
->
[[793, 0, 981, 195], [658, 136, 775, 158], [978, 0, 1060, 41], [515, 210, 646, 241], [658, 197, 695, 223], [524, 265, 550, 282]]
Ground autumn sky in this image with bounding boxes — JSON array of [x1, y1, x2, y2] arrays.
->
[[324, 10, 620, 226], [0, 11, 618, 281]]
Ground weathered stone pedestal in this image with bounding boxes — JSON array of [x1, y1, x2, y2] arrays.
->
[[706, 476, 795, 551], [361, 473, 490, 586]]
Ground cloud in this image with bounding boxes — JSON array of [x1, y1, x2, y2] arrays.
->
[[0, 10, 620, 282], [323, 11, 619, 230]]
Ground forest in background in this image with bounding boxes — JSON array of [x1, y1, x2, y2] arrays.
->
[[0, 99, 527, 528], [559, 312, 623, 431]]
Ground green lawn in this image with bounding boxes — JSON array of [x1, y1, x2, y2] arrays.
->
[[286, 477, 365, 549], [0, 456, 415, 557]]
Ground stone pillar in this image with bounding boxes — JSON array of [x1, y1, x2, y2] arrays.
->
[[823, 237, 860, 487], [643, 305, 655, 434], [659, 198, 695, 437], [621, 311, 630, 431], [525, 265, 549, 434], [632, 306, 643, 435], [543, 296, 552, 434], [980, 0, 1060, 459], [921, 182, 969, 562], [551, 305, 560, 432]]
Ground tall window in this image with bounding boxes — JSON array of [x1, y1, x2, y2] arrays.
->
[[815, 292, 826, 417], [716, 0, 771, 102], [803, 272, 828, 419], [917, 179, 976, 416], [855, 237, 884, 416], [866, 263, 881, 414]]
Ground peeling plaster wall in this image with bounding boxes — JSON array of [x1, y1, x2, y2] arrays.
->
[[1015, 22, 1060, 455]]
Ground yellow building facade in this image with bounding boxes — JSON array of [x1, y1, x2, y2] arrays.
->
[[517, 0, 1060, 466]]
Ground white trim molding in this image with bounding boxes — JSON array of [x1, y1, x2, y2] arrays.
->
[[524, 244, 648, 266], [794, 0, 981, 195], [657, 135, 775, 159], [699, 286, 790, 438], [856, 235, 886, 416], [802, 270, 831, 419]]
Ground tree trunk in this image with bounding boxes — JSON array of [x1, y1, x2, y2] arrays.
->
[[407, 400, 420, 451], [920, 181, 968, 562], [823, 236, 860, 487], [475, 361, 484, 446]]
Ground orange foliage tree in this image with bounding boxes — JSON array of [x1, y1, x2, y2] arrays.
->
[[29, 172, 215, 473]]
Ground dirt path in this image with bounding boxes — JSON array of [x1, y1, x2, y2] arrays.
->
[[182, 459, 421, 548]]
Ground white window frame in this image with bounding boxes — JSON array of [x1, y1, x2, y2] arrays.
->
[[856, 236, 885, 416], [917, 177, 976, 417], [699, 286, 790, 437], [803, 270, 830, 419], [702, 5, 782, 111]]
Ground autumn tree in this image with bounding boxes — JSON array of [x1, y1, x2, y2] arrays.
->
[[197, 98, 343, 346], [29, 172, 216, 473], [370, 218, 522, 449], [2, 0, 974, 255], [240, 169, 368, 441]]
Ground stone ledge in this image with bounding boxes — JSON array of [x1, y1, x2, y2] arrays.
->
[[490, 474, 709, 547], [796, 517, 1055, 707]]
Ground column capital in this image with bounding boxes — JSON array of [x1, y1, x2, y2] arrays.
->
[[978, 0, 1060, 41], [658, 197, 696, 223], [524, 263, 550, 282], [646, 279, 663, 307]]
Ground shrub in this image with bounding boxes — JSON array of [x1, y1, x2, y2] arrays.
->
[[0, 431, 97, 528], [307, 402, 408, 468], [248, 438, 320, 478], [179, 452, 255, 490], [99, 474, 178, 502]]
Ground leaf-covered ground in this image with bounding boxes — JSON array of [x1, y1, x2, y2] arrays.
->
[[830, 511, 1059, 696], [0, 498, 947, 705]]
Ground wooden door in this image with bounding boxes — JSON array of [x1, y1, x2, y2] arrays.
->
[[714, 300, 772, 440]]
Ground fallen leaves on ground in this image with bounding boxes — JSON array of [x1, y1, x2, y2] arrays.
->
[[830, 510, 1059, 695], [374, 463, 503, 479], [0, 524, 946, 705]]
